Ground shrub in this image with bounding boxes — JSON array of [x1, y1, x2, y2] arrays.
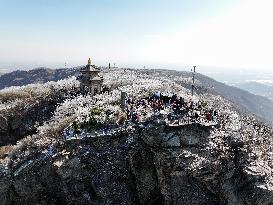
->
[[90, 107, 104, 115]]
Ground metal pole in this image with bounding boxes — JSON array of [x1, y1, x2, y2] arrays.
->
[[192, 66, 196, 97], [120, 91, 127, 111]]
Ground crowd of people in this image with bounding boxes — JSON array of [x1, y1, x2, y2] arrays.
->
[[68, 91, 220, 138], [117, 91, 218, 126]]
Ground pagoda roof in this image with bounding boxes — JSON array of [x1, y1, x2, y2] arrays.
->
[[80, 64, 100, 72], [91, 75, 103, 81]]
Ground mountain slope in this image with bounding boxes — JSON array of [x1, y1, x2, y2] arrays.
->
[[138, 69, 273, 123], [235, 81, 273, 101], [194, 73, 273, 123], [0, 68, 273, 205], [1, 67, 273, 123]]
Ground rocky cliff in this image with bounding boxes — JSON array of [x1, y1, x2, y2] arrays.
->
[[1, 114, 273, 205]]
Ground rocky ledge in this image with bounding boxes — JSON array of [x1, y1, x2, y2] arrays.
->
[[1, 114, 273, 205]]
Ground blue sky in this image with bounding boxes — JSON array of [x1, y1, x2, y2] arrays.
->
[[0, 0, 233, 34], [0, 0, 272, 72]]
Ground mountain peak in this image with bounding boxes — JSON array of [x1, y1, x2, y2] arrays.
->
[[0, 67, 273, 204]]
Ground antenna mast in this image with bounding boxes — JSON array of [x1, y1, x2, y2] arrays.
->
[[191, 66, 196, 97]]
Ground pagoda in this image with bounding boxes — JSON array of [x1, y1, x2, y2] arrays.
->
[[79, 58, 103, 95]]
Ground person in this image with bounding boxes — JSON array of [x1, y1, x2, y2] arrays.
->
[[213, 110, 218, 122], [176, 98, 182, 114], [125, 107, 131, 120], [73, 121, 81, 134], [172, 100, 178, 115], [189, 101, 193, 109], [198, 101, 202, 110], [136, 112, 142, 123], [210, 109, 214, 121], [154, 91, 161, 99], [206, 111, 212, 122], [171, 94, 177, 104], [116, 111, 127, 125], [132, 112, 138, 123], [213, 110, 218, 117], [180, 97, 184, 106], [194, 111, 199, 122]]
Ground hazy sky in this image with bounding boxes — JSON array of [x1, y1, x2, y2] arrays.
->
[[0, 0, 273, 72]]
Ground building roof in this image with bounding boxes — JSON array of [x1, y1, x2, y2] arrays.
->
[[91, 75, 103, 81], [80, 64, 100, 72]]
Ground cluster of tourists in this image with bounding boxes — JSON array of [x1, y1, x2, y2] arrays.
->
[[117, 91, 218, 126]]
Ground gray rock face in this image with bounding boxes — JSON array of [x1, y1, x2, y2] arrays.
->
[[162, 133, 180, 147], [0, 116, 8, 131], [1, 118, 272, 205]]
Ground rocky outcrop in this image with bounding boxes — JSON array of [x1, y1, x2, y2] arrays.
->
[[1, 116, 273, 205]]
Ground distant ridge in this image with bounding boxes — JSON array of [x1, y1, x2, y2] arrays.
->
[[0, 67, 79, 89], [235, 81, 273, 101]]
